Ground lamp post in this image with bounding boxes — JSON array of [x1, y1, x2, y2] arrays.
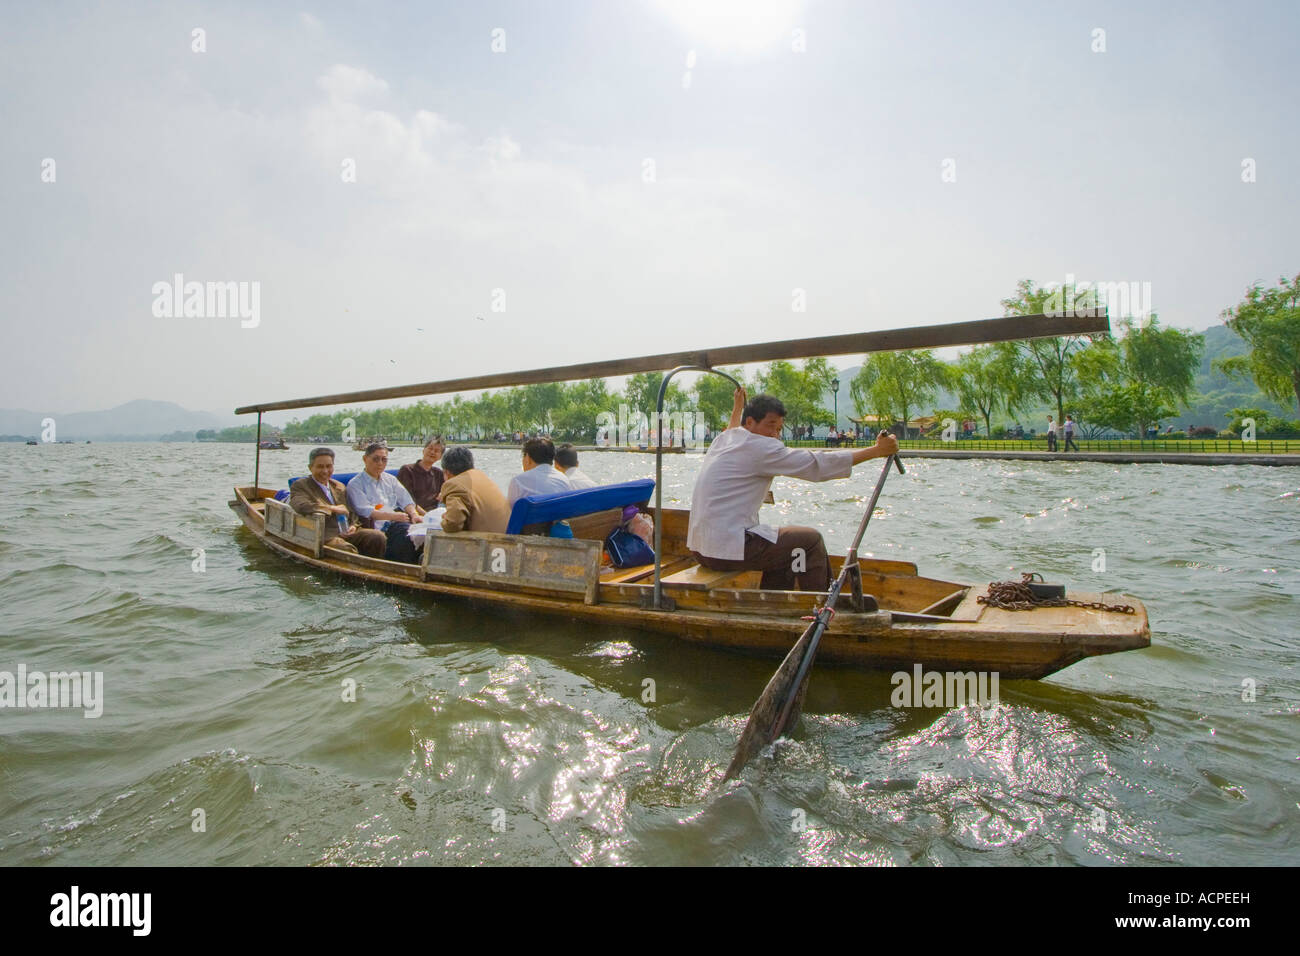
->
[[831, 377, 840, 438]]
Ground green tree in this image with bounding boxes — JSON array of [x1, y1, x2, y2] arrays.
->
[[849, 350, 948, 438], [1001, 278, 1103, 425], [692, 367, 747, 432], [1225, 407, 1300, 438], [754, 360, 834, 438], [1215, 273, 1300, 412], [953, 342, 1035, 436], [551, 379, 611, 442], [622, 372, 688, 419], [1075, 316, 1203, 436]]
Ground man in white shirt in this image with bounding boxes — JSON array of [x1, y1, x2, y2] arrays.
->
[[688, 390, 898, 591], [507, 437, 574, 505], [555, 443, 598, 489], [346, 443, 422, 561]]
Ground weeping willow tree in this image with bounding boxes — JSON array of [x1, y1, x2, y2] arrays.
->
[[1215, 273, 1300, 414], [850, 350, 949, 437]]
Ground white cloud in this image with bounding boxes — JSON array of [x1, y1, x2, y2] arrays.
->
[[316, 64, 390, 103]]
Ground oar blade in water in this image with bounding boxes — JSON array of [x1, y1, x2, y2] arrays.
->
[[723, 617, 823, 781]]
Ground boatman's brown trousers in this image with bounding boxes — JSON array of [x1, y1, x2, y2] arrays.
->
[[691, 526, 832, 592]]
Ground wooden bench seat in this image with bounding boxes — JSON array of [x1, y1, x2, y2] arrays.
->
[[659, 564, 750, 591], [598, 556, 694, 584]]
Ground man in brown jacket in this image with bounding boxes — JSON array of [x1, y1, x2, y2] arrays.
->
[[438, 446, 510, 534], [289, 447, 387, 557]]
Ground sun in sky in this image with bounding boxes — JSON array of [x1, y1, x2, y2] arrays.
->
[[651, 0, 807, 56]]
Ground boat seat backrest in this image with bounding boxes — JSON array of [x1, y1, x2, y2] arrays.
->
[[286, 468, 400, 487], [263, 497, 325, 558], [277, 468, 401, 501], [505, 479, 655, 535], [422, 531, 603, 604]]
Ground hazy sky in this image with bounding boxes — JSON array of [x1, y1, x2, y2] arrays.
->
[[2, 0, 1296, 419]]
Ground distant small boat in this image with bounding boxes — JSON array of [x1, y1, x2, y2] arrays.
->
[[258, 438, 289, 450], [26, 440, 37, 445]]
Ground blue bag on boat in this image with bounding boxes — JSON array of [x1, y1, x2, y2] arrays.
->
[[604, 527, 654, 568]]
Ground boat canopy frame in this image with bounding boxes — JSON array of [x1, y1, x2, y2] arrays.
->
[[237, 310, 1111, 512], [649, 365, 742, 611]]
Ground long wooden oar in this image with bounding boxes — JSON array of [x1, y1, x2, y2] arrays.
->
[[235, 312, 1107, 414], [723, 453, 904, 781]]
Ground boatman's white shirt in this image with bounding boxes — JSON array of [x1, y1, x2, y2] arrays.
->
[[507, 463, 573, 506], [687, 427, 855, 561]]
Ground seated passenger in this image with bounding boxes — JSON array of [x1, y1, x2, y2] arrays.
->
[[555, 443, 597, 488], [506, 437, 572, 505], [397, 436, 445, 511], [439, 446, 510, 534], [346, 443, 422, 562], [289, 447, 387, 558]]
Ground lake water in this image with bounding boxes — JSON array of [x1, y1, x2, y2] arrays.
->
[[1, 442, 1296, 865]]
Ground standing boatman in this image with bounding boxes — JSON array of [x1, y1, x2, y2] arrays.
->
[[687, 389, 898, 591]]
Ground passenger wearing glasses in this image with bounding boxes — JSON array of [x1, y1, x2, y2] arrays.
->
[[345, 442, 423, 562]]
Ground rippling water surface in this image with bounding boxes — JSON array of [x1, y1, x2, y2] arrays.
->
[[1, 443, 1296, 866]]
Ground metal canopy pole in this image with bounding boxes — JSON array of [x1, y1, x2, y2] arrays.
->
[[254, 411, 263, 492], [650, 365, 743, 611]]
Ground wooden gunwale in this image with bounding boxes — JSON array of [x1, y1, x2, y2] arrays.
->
[[230, 486, 1149, 679]]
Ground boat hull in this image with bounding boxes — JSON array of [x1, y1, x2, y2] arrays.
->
[[229, 487, 1149, 680]]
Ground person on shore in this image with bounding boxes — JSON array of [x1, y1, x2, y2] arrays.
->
[[346, 443, 422, 562], [1063, 415, 1079, 452], [1046, 416, 1058, 452], [397, 436, 445, 511], [439, 446, 510, 534], [555, 443, 597, 488], [507, 437, 573, 505], [687, 389, 899, 592], [289, 447, 387, 558]]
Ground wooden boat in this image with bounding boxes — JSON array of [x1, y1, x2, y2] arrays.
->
[[230, 482, 1147, 678], [228, 311, 1149, 680]]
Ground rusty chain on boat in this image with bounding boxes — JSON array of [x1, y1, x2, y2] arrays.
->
[[977, 572, 1135, 614]]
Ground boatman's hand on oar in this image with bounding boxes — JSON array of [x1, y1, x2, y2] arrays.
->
[[849, 430, 898, 465]]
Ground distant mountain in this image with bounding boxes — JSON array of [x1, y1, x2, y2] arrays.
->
[[0, 400, 238, 441]]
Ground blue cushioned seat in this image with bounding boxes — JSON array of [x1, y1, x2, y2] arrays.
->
[[276, 469, 400, 501], [505, 479, 655, 535]]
